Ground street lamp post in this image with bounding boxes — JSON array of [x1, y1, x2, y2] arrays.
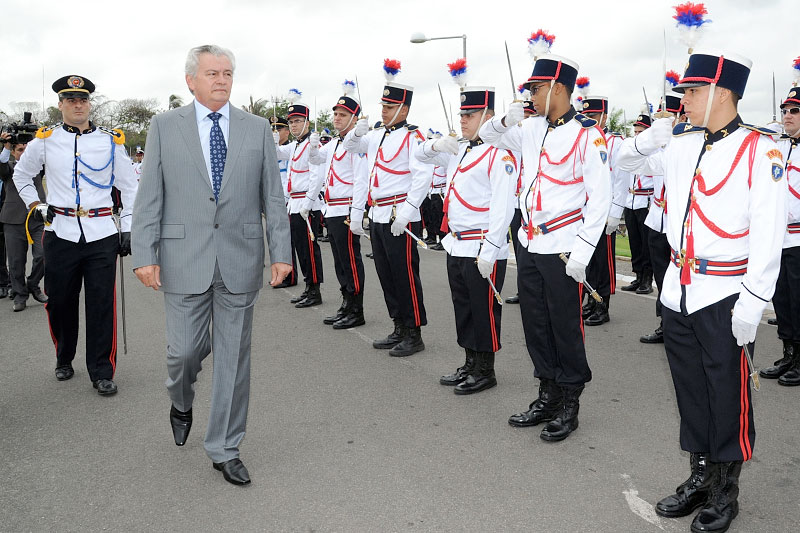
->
[[410, 32, 467, 59]]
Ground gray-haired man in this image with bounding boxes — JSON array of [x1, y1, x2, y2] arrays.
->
[[132, 44, 292, 485]]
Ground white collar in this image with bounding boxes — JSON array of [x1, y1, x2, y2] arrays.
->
[[194, 99, 230, 122]]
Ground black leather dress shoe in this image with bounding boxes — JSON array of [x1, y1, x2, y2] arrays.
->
[[640, 325, 664, 344], [55, 365, 74, 381], [13, 300, 26, 312], [92, 379, 118, 396], [767, 317, 778, 325], [213, 458, 251, 485], [170, 405, 193, 446], [272, 279, 297, 289], [31, 288, 48, 303]]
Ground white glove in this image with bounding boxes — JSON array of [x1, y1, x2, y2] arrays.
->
[[477, 257, 494, 279], [349, 217, 366, 236], [310, 131, 321, 147], [390, 214, 410, 236], [565, 256, 587, 284], [433, 135, 459, 155], [273, 131, 280, 145], [299, 197, 313, 220], [353, 118, 369, 138], [634, 117, 673, 154], [605, 216, 621, 235], [731, 312, 758, 347], [504, 102, 525, 127]]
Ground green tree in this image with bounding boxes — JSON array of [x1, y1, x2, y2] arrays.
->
[[168, 94, 184, 109], [607, 107, 632, 137]]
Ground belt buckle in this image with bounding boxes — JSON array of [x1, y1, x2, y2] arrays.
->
[[76, 207, 88, 217], [532, 225, 542, 236]]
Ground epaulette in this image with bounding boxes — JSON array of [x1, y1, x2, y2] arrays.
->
[[405, 124, 419, 131], [607, 131, 623, 138], [98, 126, 126, 145], [673, 123, 704, 136], [573, 113, 597, 129], [35, 123, 61, 139], [739, 123, 780, 137]]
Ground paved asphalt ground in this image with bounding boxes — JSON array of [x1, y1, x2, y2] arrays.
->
[[1, 239, 797, 532]]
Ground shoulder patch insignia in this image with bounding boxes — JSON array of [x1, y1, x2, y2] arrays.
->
[[772, 163, 784, 181], [593, 137, 607, 148], [673, 123, 704, 136], [35, 123, 61, 139], [99, 126, 126, 145], [608, 131, 623, 138], [599, 151, 608, 164], [766, 148, 783, 161], [740, 123, 780, 137], [573, 113, 597, 128]]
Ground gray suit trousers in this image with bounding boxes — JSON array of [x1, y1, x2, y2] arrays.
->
[[164, 263, 258, 463]]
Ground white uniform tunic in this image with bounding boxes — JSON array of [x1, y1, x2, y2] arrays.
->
[[625, 171, 655, 210], [343, 121, 432, 224], [616, 119, 787, 325], [307, 138, 368, 218], [275, 133, 319, 215], [779, 135, 800, 249], [13, 123, 138, 243], [606, 131, 631, 220], [429, 165, 447, 197], [479, 110, 611, 266], [417, 140, 518, 262]]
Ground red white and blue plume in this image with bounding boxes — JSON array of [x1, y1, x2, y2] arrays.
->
[[341, 79, 356, 97], [673, 2, 711, 54], [287, 88, 303, 103], [517, 83, 531, 101], [447, 58, 468, 88], [383, 58, 402, 82], [528, 29, 555, 62], [665, 70, 681, 93], [575, 77, 590, 98], [793, 56, 800, 86]]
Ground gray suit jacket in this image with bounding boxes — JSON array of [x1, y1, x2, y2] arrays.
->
[[0, 160, 45, 224], [131, 102, 291, 294]]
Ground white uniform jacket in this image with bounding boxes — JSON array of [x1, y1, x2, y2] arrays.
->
[[307, 137, 368, 218], [779, 135, 800, 249], [605, 131, 631, 220], [479, 109, 611, 266], [275, 132, 319, 215]]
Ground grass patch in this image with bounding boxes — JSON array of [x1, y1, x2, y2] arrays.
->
[[615, 234, 631, 258]]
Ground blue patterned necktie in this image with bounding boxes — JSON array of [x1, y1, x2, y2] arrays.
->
[[208, 112, 226, 202]]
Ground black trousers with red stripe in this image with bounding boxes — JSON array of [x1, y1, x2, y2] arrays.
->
[[587, 232, 616, 303], [624, 207, 652, 277], [371, 221, 426, 328], [327, 215, 364, 295], [447, 255, 505, 352], [662, 293, 755, 463], [518, 251, 591, 386], [773, 246, 800, 341], [43, 232, 119, 381], [290, 213, 323, 285], [648, 231, 671, 317]]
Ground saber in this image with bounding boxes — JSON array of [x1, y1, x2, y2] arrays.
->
[[559, 253, 602, 303], [654, 29, 672, 119], [112, 215, 128, 354], [343, 217, 371, 240], [314, 96, 318, 132], [772, 72, 777, 123], [305, 216, 315, 241], [271, 95, 277, 131], [405, 227, 428, 249], [487, 275, 503, 305], [504, 41, 518, 101], [743, 343, 761, 391], [642, 87, 653, 120], [355, 75, 368, 124], [437, 83, 454, 134]]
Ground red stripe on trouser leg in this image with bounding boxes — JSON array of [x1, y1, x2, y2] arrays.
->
[[348, 229, 360, 294], [606, 234, 615, 293], [488, 265, 499, 352], [110, 281, 117, 375], [406, 228, 421, 327], [307, 228, 318, 283], [578, 284, 585, 340], [739, 350, 753, 461]]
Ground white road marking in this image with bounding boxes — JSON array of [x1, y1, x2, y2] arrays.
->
[[621, 473, 665, 530]]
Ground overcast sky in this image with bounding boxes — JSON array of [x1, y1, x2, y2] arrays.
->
[[1, 0, 795, 133]]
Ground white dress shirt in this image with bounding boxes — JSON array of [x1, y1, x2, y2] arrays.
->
[[194, 100, 230, 187]]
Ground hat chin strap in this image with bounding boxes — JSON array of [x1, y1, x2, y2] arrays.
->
[[469, 108, 489, 141], [343, 113, 355, 134], [700, 84, 715, 129], [543, 80, 555, 120], [386, 105, 403, 129]]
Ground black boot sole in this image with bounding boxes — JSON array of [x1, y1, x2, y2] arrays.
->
[[540, 419, 579, 442], [332, 317, 365, 329], [507, 412, 560, 428], [389, 342, 425, 357], [373, 340, 402, 349], [655, 500, 708, 518], [454, 378, 497, 395]]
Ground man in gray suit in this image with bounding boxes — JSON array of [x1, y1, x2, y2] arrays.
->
[[132, 44, 292, 486]]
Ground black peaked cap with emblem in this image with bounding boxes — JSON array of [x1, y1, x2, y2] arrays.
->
[[673, 51, 752, 97], [333, 96, 361, 116], [459, 86, 494, 115], [270, 116, 289, 128], [634, 114, 652, 128], [781, 87, 800, 109], [287, 104, 310, 119], [381, 82, 413, 106], [52, 75, 95, 98], [581, 96, 607, 114], [523, 54, 579, 92]]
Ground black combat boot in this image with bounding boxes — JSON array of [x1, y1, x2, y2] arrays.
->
[[373, 319, 405, 349], [640, 322, 665, 344], [290, 283, 310, 304], [778, 341, 800, 386], [540, 385, 584, 442], [584, 301, 610, 326], [759, 339, 794, 379], [333, 292, 365, 329], [324, 291, 351, 325], [295, 283, 322, 308], [689, 461, 742, 533], [508, 379, 564, 427], [439, 348, 476, 386], [620, 273, 641, 292], [581, 298, 596, 320], [389, 326, 425, 357], [656, 453, 716, 518], [636, 271, 654, 294], [454, 352, 497, 395]]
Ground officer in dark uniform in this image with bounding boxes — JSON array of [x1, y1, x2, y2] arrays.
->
[[13, 75, 138, 395]]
